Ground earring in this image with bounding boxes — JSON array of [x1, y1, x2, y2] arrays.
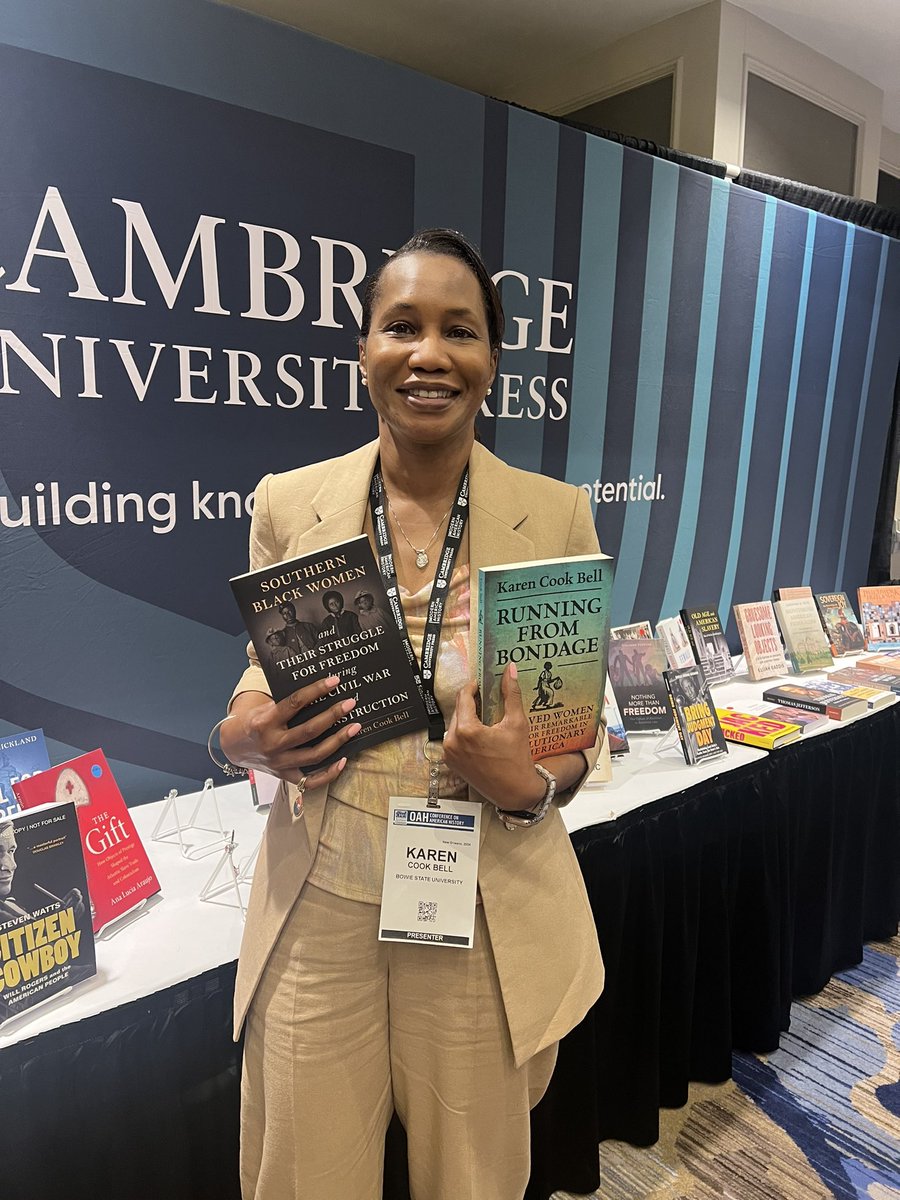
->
[[486, 387, 492, 396], [360, 376, 368, 387]]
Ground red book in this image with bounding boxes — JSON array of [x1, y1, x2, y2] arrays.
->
[[13, 749, 160, 934]]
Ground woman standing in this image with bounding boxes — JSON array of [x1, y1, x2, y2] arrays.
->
[[217, 230, 605, 1200]]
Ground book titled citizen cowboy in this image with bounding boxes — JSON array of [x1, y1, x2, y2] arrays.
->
[[230, 534, 428, 764]]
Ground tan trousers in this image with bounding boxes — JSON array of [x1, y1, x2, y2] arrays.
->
[[240, 882, 557, 1200]]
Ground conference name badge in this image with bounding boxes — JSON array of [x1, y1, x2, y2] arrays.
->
[[379, 796, 481, 948]]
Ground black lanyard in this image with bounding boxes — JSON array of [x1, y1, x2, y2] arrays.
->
[[369, 461, 470, 743]]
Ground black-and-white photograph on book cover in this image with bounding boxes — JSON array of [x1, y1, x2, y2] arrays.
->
[[230, 534, 428, 763], [0, 801, 96, 1024]]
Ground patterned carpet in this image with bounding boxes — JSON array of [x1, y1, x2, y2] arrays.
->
[[554, 936, 900, 1200]]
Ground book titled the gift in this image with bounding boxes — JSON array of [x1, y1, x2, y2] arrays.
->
[[476, 553, 613, 759], [231, 535, 428, 763]]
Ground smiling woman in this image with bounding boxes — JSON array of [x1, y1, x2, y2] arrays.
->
[[217, 228, 607, 1200]]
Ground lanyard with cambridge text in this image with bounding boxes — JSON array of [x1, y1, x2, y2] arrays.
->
[[369, 460, 470, 757]]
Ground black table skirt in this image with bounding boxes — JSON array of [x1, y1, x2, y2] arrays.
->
[[6, 707, 899, 1200]]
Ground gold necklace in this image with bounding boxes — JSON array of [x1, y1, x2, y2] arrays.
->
[[386, 493, 453, 569]]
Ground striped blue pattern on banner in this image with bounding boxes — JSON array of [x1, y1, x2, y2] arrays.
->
[[803, 223, 855, 581], [493, 107, 558, 472], [611, 156, 679, 621], [659, 177, 730, 618], [836, 238, 890, 583], [718, 194, 777, 621], [566, 136, 623, 496], [763, 208, 818, 600]]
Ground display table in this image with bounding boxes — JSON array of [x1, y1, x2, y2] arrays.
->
[[4, 696, 899, 1200]]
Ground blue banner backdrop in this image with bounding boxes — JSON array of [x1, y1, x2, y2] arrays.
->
[[2, 2, 899, 802]]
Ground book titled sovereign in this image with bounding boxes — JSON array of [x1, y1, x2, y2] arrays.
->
[[230, 535, 427, 763], [476, 553, 613, 759]]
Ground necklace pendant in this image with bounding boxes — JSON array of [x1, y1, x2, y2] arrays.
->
[[415, 550, 429, 569]]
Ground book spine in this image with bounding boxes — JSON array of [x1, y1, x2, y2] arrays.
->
[[761, 690, 823, 715]]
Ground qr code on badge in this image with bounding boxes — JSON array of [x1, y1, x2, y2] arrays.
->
[[417, 900, 438, 924]]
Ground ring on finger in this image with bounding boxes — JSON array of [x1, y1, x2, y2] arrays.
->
[[296, 771, 309, 793]]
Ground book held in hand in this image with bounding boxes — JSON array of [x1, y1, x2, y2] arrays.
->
[[0, 729, 51, 818], [663, 666, 729, 765], [477, 553, 613, 758], [814, 592, 865, 656], [231, 535, 428, 763], [14, 750, 161, 934], [733, 601, 787, 680], [680, 606, 735, 685], [0, 801, 96, 1025], [773, 597, 833, 673], [608, 639, 672, 732], [761, 683, 866, 722], [715, 709, 802, 749]]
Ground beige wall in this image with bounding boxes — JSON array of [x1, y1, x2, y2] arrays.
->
[[503, 2, 721, 158], [882, 126, 900, 179], [506, 0, 888, 201], [715, 2, 883, 199]]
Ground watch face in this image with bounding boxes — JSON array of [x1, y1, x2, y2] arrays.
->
[[55, 767, 91, 808]]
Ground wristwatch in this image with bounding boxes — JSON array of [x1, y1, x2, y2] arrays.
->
[[496, 763, 557, 830]]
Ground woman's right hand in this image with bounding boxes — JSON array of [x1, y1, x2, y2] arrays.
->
[[219, 675, 360, 789]]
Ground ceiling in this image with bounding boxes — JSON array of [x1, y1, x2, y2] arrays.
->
[[218, 0, 900, 136]]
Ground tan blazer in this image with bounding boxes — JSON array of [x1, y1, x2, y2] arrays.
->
[[230, 438, 605, 1067]]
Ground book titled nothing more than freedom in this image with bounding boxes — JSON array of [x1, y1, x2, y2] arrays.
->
[[477, 553, 612, 758], [0, 728, 51, 818], [231, 535, 428, 764], [679, 606, 735, 685], [14, 750, 161, 935], [662, 666, 729, 765], [0, 801, 96, 1025], [608, 638, 672, 732]]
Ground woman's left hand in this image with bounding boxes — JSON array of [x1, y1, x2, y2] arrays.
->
[[444, 664, 546, 810]]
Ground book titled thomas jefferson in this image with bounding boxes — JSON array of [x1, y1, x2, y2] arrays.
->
[[814, 592, 865, 656], [715, 708, 802, 750], [732, 601, 787, 680], [773, 597, 834, 673], [477, 553, 613, 758], [760, 682, 866, 722], [231, 535, 428, 763], [0, 801, 96, 1025], [0, 728, 51, 818], [663, 666, 729, 765], [14, 750, 161, 935], [679, 606, 735, 685], [857, 585, 900, 650]]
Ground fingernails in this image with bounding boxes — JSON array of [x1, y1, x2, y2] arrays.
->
[[509, 663, 518, 679], [342, 697, 357, 713], [325, 675, 340, 688], [346, 723, 362, 737], [337, 757, 348, 771]]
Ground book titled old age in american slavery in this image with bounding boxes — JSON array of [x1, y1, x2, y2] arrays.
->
[[231, 535, 427, 765], [476, 554, 613, 759]]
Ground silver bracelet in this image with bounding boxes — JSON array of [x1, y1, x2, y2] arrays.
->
[[495, 763, 557, 830], [207, 716, 249, 778]]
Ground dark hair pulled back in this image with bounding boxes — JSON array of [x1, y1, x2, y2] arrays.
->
[[359, 228, 505, 351]]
